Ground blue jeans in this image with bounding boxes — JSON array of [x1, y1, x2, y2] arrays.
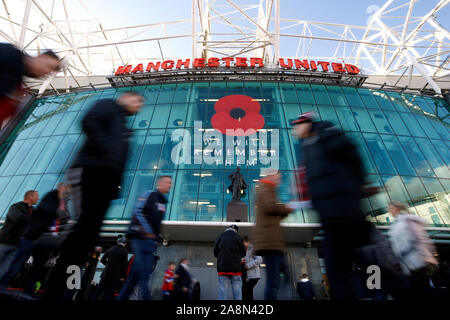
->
[[0, 244, 17, 279], [263, 252, 284, 300], [117, 237, 156, 300], [0, 239, 34, 287], [218, 275, 242, 300]]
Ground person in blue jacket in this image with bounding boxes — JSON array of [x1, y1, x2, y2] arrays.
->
[[117, 175, 172, 300]]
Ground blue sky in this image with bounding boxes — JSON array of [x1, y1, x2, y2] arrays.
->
[[86, 0, 449, 30], [83, 0, 449, 69]]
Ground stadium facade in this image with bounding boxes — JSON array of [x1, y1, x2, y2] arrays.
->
[[1, 0, 450, 300], [0, 63, 449, 298]]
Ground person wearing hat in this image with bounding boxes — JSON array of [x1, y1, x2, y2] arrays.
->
[[291, 112, 373, 300], [92, 235, 129, 300], [251, 168, 294, 300], [213, 225, 246, 300]]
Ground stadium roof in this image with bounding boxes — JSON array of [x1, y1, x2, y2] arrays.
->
[[0, 0, 449, 96]]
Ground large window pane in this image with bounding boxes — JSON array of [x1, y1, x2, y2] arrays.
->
[[0, 140, 25, 176], [138, 130, 165, 170], [133, 104, 155, 129], [397, 136, 434, 177], [196, 170, 224, 221], [124, 130, 146, 170], [364, 133, 397, 175], [357, 88, 379, 109], [261, 82, 282, 103], [158, 129, 179, 170], [335, 106, 359, 131], [401, 176, 438, 224], [385, 92, 409, 112], [0, 176, 26, 218], [415, 137, 450, 178], [346, 132, 378, 174], [105, 172, 135, 220], [122, 170, 156, 220], [167, 104, 188, 128], [156, 84, 176, 104], [295, 83, 315, 104], [420, 177, 450, 224], [149, 104, 171, 128], [169, 170, 200, 221], [413, 114, 440, 139], [244, 82, 263, 100], [260, 103, 284, 128], [317, 105, 340, 127], [143, 85, 160, 103], [351, 107, 377, 133], [326, 86, 347, 106], [53, 111, 78, 135], [44, 135, 79, 173], [371, 91, 395, 110], [367, 109, 393, 134], [398, 112, 426, 137], [16, 137, 49, 175], [310, 84, 331, 105], [279, 83, 298, 103], [382, 111, 410, 136], [342, 86, 363, 107], [283, 104, 302, 128], [186, 102, 215, 128], [173, 83, 192, 103], [1, 139, 36, 176], [380, 134, 416, 176], [190, 82, 209, 102], [208, 82, 228, 100], [227, 82, 245, 95], [428, 118, 450, 140], [39, 113, 64, 137]]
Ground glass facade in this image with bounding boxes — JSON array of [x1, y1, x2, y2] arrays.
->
[[0, 82, 449, 226]]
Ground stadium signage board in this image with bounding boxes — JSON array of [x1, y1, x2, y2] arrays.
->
[[114, 57, 360, 76]]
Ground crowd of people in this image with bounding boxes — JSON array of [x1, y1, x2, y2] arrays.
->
[[0, 42, 450, 301]]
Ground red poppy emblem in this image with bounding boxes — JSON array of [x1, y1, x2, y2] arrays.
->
[[211, 95, 265, 136]]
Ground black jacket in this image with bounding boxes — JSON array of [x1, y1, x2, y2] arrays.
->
[[0, 43, 25, 99], [128, 190, 168, 239], [23, 190, 61, 241], [296, 280, 315, 300], [71, 98, 132, 175], [0, 201, 32, 245], [214, 229, 246, 273], [301, 121, 365, 220], [100, 244, 129, 280], [175, 264, 192, 291]]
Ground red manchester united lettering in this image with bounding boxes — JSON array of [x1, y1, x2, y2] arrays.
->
[[115, 57, 361, 75]]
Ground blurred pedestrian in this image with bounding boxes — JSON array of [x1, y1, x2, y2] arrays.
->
[[0, 185, 69, 292], [44, 91, 143, 300], [319, 280, 330, 300], [291, 112, 372, 300], [173, 258, 193, 301], [161, 261, 176, 301], [387, 202, 441, 298], [252, 168, 294, 300], [75, 246, 103, 301], [214, 225, 246, 300], [0, 191, 38, 279], [296, 274, 316, 300], [241, 236, 262, 301], [0, 43, 60, 124], [117, 175, 172, 300], [92, 235, 128, 300], [19, 184, 71, 296]]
